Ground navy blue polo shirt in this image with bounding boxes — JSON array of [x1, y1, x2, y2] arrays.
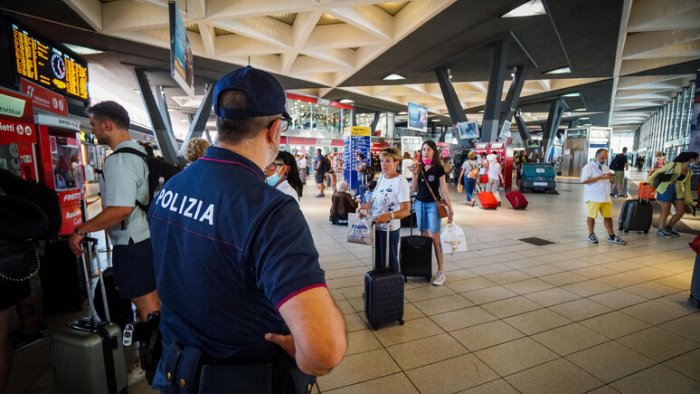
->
[[148, 146, 326, 362]]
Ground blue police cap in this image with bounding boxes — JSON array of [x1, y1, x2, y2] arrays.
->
[[213, 66, 290, 121]]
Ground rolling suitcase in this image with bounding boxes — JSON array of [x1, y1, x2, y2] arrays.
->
[[52, 238, 128, 394], [400, 198, 432, 281], [94, 267, 135, 330], [39, 238, 86, 313], [618, 196, 653, 234], [506, 191, 528, 209], [477, 191, 498, 209], [365, 224, 405, 330]]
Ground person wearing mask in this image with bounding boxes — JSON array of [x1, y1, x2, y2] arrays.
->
[[360, 148, 410, 271], [184, 137, 210, 163], [411, 140, 454, 285], [580, 148, 627, 245], [148, 66, 346, 391], [650, 151, 700, 238], [458, 151, 479, 206], [485, 154, 505, 206], [265, 151, 303, 202]]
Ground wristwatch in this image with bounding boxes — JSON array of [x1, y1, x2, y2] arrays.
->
[[389, 212, 395, 219], [74, 227, 87, 236]]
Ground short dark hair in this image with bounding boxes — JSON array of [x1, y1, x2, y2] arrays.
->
[[216, 90, 277, 144], [87, 101, 130, 130], [674, 151, 700, 163], [595, 148, 608, 157]]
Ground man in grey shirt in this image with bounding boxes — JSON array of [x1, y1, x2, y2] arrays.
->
[[68, 101, 160, 322]]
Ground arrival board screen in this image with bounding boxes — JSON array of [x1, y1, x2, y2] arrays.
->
[[11, 22, 89, 101]]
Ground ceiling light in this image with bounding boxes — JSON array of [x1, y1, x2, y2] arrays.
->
[[63, 43, 104, 55], [573, 107, 586, 111], [561, 92, 580, 98], [579, 117, 590, 120], [339, 99, 354, 104], [383, 73, 406, 81], [545, 66, 572, 75], [397, 111, 407, 115], [501, 0, 546, 18]]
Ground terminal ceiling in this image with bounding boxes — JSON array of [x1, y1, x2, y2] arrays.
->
[[2, 0, 699, 133]]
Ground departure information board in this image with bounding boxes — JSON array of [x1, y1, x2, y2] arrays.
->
[[10, 22, 89, 102]]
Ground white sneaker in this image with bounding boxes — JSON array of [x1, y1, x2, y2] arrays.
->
[[127, 364, 146, 386], [432, 271, 446, 286]]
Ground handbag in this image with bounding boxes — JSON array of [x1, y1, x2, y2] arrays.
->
[[690, 234, 700, 254], [347, 216, 373, 245], [421, 169, 449, 219], [652, 163, 676, 189], [0, 239, 40, 282]]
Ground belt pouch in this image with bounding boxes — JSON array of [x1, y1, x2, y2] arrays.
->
[[198, 363, 273, 394]]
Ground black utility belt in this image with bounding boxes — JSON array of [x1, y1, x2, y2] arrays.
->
[[161, 343, 315, 394]]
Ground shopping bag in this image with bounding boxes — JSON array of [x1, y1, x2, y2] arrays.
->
[[347, 216, 373, 245], [440, 223, 467, 255]]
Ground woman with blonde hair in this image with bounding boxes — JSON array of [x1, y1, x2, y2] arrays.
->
[[184, 138, 210, 163], [359, 148, 411, 271]]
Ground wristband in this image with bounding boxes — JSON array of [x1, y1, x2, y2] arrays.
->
[[390, 212, 394, 219], [74, 228, 87, 236]]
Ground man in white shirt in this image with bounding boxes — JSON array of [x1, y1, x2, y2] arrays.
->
[[580, 148, 627, 245]]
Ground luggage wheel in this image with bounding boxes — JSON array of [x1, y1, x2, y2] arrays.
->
[[643, 230, 649, 234], [425, 276, 431, 282], [398, 319, 405, 326], [371, 323, 380, 331], [624, 230, 629, 233]]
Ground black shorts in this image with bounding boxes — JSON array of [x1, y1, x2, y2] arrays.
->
[[112, 238, 156, 299], [0, 279, 30, 310], [315, 172, 325, 184]]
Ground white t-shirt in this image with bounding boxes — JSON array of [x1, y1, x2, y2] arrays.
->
[[371, 175, 411, 231], [581, 162, 612, 203], [487, 162, 501, 180], [297, 157, 307, 170], [401, 159, 414, 179], [276, 180, 299, 203]]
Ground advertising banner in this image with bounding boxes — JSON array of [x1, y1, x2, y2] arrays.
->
[[169, 1, 194, 96], [407, 102, 428, 132], [688, 71, 700, 154], [457, 121, 480, 140]]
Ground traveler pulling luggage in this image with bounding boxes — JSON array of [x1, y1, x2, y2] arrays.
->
[[365, 223, 405, 330], [475, 182, 498, 209], [619, 193, 653, 234], [505, 190, 528, 209], [400, 197, 432, 281], [52, 237, 128, 394]]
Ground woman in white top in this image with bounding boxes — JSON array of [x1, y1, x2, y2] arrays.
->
[[265, 151, 303, 203], [401, 151, 415, 182], [485, 154, 504, 205], [360, 148, 411, 271]]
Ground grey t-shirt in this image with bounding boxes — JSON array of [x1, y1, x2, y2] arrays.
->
[[100, 140, 150, 245]]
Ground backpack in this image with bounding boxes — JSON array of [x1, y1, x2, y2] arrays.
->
[[362, 164, 376, 182], [322, 157, 331, 173], [110, 148, 182, 212], [0, 169, 60, 239], [610, 154, 626, 171]]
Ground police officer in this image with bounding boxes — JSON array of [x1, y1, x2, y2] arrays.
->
[[148, 66, 346, 391]]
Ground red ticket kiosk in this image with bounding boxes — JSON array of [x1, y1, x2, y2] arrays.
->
[[0, 87, 39, 181], [35, 113, 84, 236]]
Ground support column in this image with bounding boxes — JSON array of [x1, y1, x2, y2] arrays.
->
[[541, 99, 568, 162], [178, 84, 214, 157], [513, 110, 532, 142], [435, 68, 468, 126], [498, 65, 527, 137], [481, 39, 510, 142], [134, 68, 183, 165], [370, 111, 381, 136]]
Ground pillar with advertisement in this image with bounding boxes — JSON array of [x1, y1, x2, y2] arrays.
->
[[344, 126, 371, 193]]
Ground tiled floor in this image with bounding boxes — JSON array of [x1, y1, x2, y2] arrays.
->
[[7, 175, 700, 394]]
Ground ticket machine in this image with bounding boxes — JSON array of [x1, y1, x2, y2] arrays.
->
[[0, 87, 39, 181], [35, 113, 84, 236]]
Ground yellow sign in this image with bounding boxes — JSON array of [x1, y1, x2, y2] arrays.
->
[[350, 126, 371, 136]]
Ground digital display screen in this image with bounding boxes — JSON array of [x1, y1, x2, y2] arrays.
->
[[10, 22, 89, 102]]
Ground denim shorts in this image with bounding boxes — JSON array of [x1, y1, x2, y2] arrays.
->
[[657, 183, 681, 203], [415, 200, 441, 233]]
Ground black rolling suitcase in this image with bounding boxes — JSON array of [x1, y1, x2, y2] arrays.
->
[[365, 224, 404, 330], [94, 267, 134, 330], [619, 195, 653, 233], [40, 238, 86, 313], [400, 198, 433, 281], [52, 237, 128, 394]]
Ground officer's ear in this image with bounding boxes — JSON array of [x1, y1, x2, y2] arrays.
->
[[265, 118, 281, 145]]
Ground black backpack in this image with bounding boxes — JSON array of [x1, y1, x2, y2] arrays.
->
[[0, 169, 60, 239], [110, 148, 182, 212], [363, 164, 376, 182], [610, 154, 626, 171], [320, 157, 331, 174]]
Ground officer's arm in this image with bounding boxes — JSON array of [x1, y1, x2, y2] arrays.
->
[[268, 287, 346, 376]]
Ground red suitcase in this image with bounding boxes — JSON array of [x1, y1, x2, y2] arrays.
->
[[506, 191, 528, 209], [477, 191, 498, 209]]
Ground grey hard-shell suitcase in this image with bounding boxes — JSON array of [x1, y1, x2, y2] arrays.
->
[[618, 197, 653, 234], [52, 238, 128, 394], [365, 223, 405, 330]]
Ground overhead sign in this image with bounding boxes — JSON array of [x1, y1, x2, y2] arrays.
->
[[351, 126, 371, 136], [169, 1, 194, 96], [0, 119, 36, 144], [407, 102, 428, 132], [20, 78, 68, 116], [0, 87, 34, 123], [10, 21, 89, 101]]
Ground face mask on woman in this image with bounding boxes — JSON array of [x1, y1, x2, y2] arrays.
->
[[422, 158, 432, 166], [266, 172, 281, 187]]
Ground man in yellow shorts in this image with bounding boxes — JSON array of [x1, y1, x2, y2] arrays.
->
[[580, 148, 627, 245]]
